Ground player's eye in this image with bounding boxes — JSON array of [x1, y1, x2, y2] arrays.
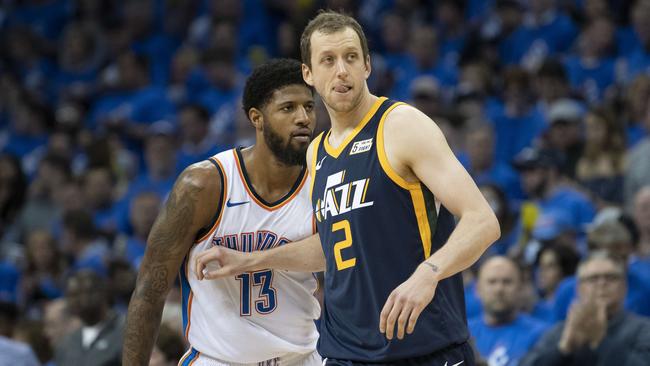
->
[[304, 103, 314, 112], [281, 105, 294, 112], [322, 56, 334, 64]]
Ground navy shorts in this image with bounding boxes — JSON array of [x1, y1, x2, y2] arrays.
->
[[323, 341, 475, 366]]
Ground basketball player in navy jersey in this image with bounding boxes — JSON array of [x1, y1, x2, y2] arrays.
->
[[123, 59, 324, 366], [195, 11, 500, 365]]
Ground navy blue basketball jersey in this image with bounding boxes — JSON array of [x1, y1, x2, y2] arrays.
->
[[310, 97, 468, 362]]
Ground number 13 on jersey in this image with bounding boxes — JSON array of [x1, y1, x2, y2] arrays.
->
[[236, 270, 276, 316]]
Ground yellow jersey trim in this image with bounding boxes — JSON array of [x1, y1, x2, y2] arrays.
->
[[323, 97, 387, 158], [410, 186, 433, 259], [309, 133, 324, 201], [376, 102, 419, 190]]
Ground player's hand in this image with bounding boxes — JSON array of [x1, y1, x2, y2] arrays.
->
[[194, 246, 260, 280], [379, 262, 439, 340]]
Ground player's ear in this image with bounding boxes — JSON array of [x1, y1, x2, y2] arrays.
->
[[364, 55, 371, 80], [302, 63, 314, 86], [248, 108, 263, 129]]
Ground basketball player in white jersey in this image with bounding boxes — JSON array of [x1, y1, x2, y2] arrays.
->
[[122, 59, 323, 366]]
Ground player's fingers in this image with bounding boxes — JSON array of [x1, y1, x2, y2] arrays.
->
[[194, 249, 221, 279], [202, 266, 231, 280], [384, 298, 403, 340], [379, 294, 396, 333], [396, 304, 412, 340], [406, 304, 425, 334]]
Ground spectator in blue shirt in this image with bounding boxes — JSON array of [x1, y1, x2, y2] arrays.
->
[[564, 17, 617, 104], [81, 167, 119, 238], [61, 210, 109, 277], [543, 99, 586, 179], [470, 256, 549, 366], [513, 147, 596, 238], [391, 24, 458, 101], [480, 184, 522, 257], [532, 244, 580, 322], [619, 0, 650, 82], [465, 124, 524, 200], [488, 67, 547, 165], [115, 191, 161, 270], [54, 22, 105, 102], [177, 104, 225, 170], [519, 0, 578, 69], [621, 75, 650, 148], [0, 302, 39, 366], [435, 0, 468, 64], [553, 218, 650, 320]]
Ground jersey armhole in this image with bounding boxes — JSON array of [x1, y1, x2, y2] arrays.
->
[[376, 102, 420, 190], [194, 157, 227, 242]]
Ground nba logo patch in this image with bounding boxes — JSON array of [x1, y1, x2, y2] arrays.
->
[[350, 138, 373, 155]]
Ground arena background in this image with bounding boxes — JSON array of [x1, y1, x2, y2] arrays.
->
[[1, 0, 650, 365]]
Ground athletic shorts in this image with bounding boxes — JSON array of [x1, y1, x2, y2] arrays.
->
[[322, 342, 475, 366], [179, 348, 322, 366]]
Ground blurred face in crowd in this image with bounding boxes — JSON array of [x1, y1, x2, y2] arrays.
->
[[26, 230, 57, 272], [179, 108, 209, 145], [466, 127, 494, 171], [480, 185, 505, 221], [580, 18, 614, 58], [255, 85, 316, 166], [130, 192, 162, 239], [584, 112, 607, 146], [145, 135, 177, 178], [537, 249, 563, 296], [634, 187, 650, 234], [520, 167, 549, 198], [381, 14, 408, 54], [43, 299, 80, 348], [632, 0, 650, 46], [66, 271, 108, 326], [547, 119, 581, 150], [477, 257, 522, 324], [578, 257, 626, 315], [83, 168, 114, 210], [409, 26, 438, 69], [303, 27, 371, 115]]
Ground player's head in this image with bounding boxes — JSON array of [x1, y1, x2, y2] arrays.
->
[[477, 256, 523, 324], [300, 11, 371, 113], [243, 58, 315, 166]]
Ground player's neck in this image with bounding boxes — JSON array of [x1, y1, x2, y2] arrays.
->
[[241, 145, 304, 201], [328, 91, 379, 136]]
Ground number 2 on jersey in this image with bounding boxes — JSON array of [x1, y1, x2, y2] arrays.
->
[[333, 220, 356, 270], [236, 270, 276, 316]]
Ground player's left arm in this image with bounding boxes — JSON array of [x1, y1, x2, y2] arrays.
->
[[379, 104, 500, 340]]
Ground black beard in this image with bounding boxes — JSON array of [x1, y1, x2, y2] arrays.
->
[[263, 122, 307, 166]]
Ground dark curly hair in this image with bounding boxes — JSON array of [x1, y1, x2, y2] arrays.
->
[[242, 58, 312, 119]]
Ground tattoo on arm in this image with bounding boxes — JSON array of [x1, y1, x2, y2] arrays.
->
[[122, 173, 206, 365], [422, 262, 439, 273]]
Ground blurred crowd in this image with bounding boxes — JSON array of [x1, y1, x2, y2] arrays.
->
[[1, 0, 650, 365]]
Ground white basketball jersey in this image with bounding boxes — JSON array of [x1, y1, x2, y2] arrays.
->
[[179, 148, 320, 363]]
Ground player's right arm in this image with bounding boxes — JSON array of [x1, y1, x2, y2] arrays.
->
[[194, 140, 326, 279], [122, 161, 221, 366]]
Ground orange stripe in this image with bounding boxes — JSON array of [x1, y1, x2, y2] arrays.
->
[[177, 348, 192, 366], [187, 351, 200, 365], [194, 158, 227, 243], [184, 255, 194, 340], [233, 150, 308, 211]]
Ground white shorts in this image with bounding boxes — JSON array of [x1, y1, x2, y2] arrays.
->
[[179, 349, 322, 366]]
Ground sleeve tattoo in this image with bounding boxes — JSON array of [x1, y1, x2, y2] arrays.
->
[[122, 177, 205, 365]]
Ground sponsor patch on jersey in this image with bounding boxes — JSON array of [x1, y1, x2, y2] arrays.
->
[[350, 138, 373, 155]]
